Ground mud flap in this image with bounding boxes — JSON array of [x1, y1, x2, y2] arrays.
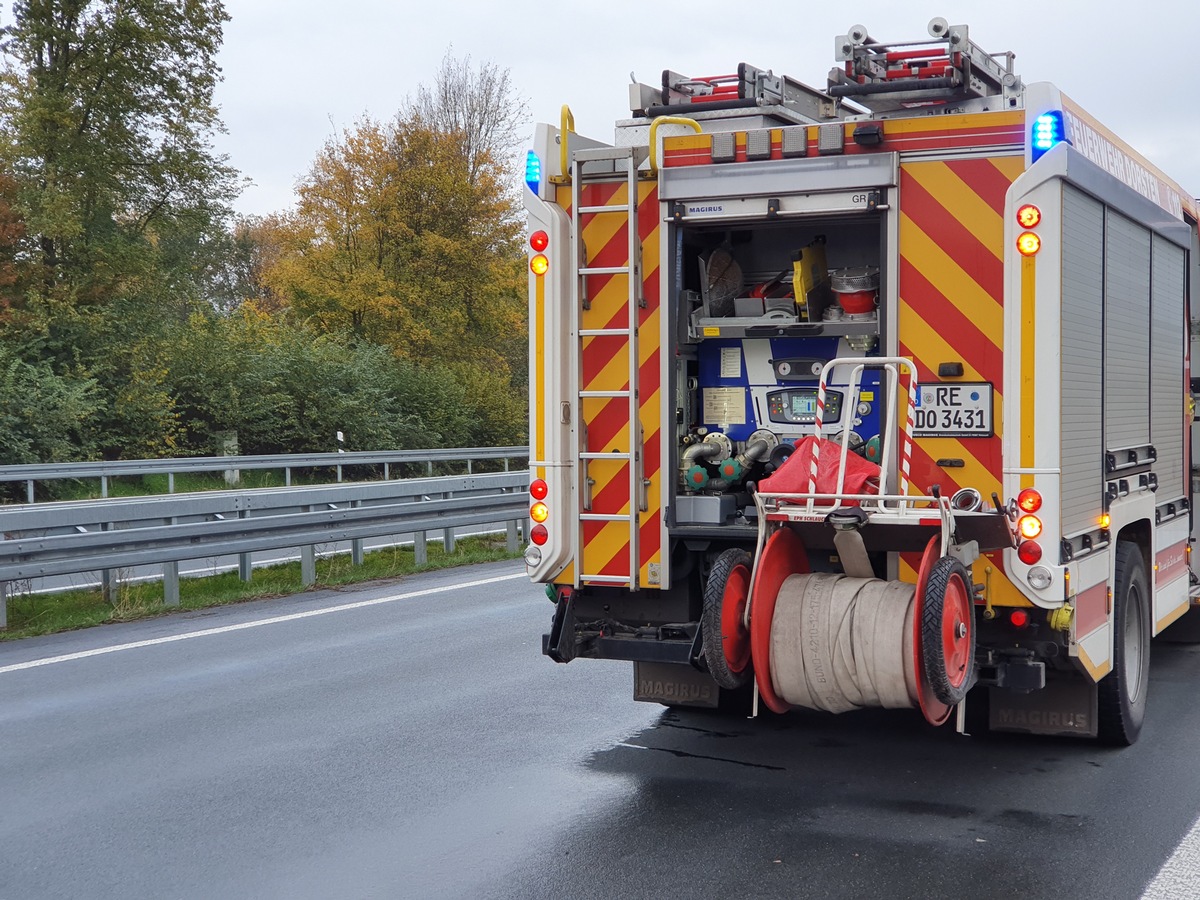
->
[[634, 661, 720, 708], [544, 591, 577, 663], [988, 674, 1098, 738]]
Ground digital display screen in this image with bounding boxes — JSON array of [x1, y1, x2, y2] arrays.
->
[[767, 388, 841, 425], [791, 394, 816, 417]]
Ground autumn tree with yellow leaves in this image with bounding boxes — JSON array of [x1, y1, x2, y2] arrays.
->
[[261, 54, 528, 444]]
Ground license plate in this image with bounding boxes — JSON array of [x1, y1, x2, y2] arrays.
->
[[913, 382, 993, 437]]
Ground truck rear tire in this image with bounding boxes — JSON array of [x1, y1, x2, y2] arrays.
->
[[702, 548, 753, 690], [1098, 542, 1150, 745]]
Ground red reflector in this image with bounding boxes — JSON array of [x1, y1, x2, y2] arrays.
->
[[530, 230, 549, 251], [530, 479, 548, 500], [530, 524, 548, 545], [1010, 609, 1029, 628], [1017, 488, 1042, 513], [1017, 540, 1042, 564]]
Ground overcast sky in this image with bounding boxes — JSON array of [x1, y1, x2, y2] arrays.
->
[[213, 0, 1200, 217]]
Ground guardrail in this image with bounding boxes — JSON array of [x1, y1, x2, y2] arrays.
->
[[0, 471, 531, 628], [0, 447, 530, 503]]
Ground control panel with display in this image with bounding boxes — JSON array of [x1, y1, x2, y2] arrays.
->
[[766, 388, 842, 425]]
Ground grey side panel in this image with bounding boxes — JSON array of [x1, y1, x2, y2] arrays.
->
[[1061, 186, 1106, 535], [1151, 235, 1187, 498], [1104, 209, 1152, 450]]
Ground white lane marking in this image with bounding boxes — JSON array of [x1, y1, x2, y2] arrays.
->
[[1142, 816, 1200, 898], [0, 571, 528, 675]]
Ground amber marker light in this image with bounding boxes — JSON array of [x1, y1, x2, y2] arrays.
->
[[530, 501, 549, 523], [530, 254, 549, 275], [1017, 232, 1042, 256], [1018, 515, 1043, 540], [1099, 513, 1111, 529], [1016, 204, 1042, 228]]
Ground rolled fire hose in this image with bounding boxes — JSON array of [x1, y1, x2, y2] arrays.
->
[[769, 573, 919, 713]]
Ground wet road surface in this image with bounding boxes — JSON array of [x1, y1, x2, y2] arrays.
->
[[3, 559, 1199, 899]]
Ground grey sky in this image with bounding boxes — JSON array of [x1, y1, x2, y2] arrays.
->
[[213, 0, 1199, 217]]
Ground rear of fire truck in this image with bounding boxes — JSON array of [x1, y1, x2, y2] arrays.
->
[[523, 18, 1200, 743]]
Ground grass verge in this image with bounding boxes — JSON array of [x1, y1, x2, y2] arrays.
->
[[1, 536, 522, 641]]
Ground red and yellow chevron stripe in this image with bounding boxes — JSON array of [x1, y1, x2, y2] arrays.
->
[[896, 154, 1029, 605], [560, 179, 664, 589]]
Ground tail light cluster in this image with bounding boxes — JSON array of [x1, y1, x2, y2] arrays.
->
[[1016, 204, 1042, 257], [1015, 487, 1043, 564], [529, 478, 549, 546], [529, 230, 549, 275]]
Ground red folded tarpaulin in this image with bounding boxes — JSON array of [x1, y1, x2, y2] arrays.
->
[[758, 436, 880, 502]]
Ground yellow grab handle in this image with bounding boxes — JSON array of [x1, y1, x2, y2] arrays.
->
[[648, 116, 702, 175], [559, 104, 575, 182]]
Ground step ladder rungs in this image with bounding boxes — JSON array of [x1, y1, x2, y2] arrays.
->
[[579, 390, 631, 399], [580, 451, 632, 460], [581, 574, 632, 583], [580, 513, 635, 523], [577, 205, 633, 215], [581, 328, 635, 338], [579, 266, 631, 276]]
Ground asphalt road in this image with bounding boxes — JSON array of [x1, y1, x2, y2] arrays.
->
[[3, 559, 1200, 899]]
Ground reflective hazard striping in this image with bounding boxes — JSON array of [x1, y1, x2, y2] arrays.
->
[[576, 181, 663, 588], [898, 155, 1022, 503]]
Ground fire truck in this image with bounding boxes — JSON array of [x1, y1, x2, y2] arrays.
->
[[522, 19, 1200, 744]]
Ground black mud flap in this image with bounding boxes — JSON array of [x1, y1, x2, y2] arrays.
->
[[633, 661, 720, 708], [543, 590, 577, 663], [988, 674, 1098, 738]]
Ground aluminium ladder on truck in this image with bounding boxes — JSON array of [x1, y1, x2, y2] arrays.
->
[[570, 147, 647, 589]]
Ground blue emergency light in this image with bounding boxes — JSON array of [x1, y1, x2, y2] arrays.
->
[[1031, 111, 1065, 161], [525, 150, 542, 194]]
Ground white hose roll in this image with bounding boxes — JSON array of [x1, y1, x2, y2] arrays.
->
[[770, 573, 918, 713]]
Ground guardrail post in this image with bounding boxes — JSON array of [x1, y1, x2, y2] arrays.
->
[[300, 504, 317, 586], [415, 531, 427, 566], [442, 491, 455, 553], [163, 561, 180, 606], [238, 510, 252, 581], [100, 521, 114, 604], [285, 467, 292, 487], [26, 480, 33, 504], [168, 473, 175, 494], [301, 545, 316, 586], [100, 476, 108, 498], [1, 581, 7, 628], [507, 519, 520, 553], [384, 463, 390, 480], [351, 500, 364, 566]]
